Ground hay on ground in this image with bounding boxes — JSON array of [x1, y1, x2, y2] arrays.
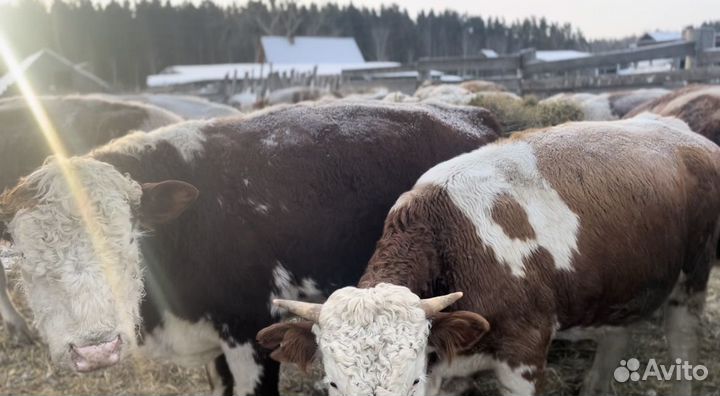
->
[[470, 94, 584, 134]]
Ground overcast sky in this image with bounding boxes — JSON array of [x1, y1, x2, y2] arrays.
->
[[295, 0, 719, 39], [2, 0, 717, 39]]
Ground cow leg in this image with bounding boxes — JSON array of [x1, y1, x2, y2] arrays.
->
[[0, 268, 33, 343], [494, 360, 543, 396], [663, 277, 705, 396], [220, 340, 279, 396], [206, 354, 234, 396], [493, 325, 553, 396], [579, 327, 629, 396]]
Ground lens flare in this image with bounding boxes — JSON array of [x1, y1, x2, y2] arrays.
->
[[0, 33, 136, 344]]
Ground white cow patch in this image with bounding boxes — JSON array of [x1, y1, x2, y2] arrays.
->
[[417, 141, 580, 277], [495, 363, 536, 396], [221, 340, 263, 396], [427, 353, 497, 396], [140, 312, 222, 367], [269, 262, 323, 316], [92, 120, 208, 163]]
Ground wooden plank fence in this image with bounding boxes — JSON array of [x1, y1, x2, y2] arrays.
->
[[342, 27, 720, 96]]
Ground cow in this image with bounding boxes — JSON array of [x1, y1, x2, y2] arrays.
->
[[605, 88, 669, 118], [0, 101, 500, 395], [0, 95, 182, 343], [113, 94, 241, 120], [542, 89, 669, 121], [626, 85, 720, 144], [258, 114, 720, 396]]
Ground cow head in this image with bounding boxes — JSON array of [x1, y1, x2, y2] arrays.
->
[[0, 157, 198, 372], [257, 283, 489, 396]]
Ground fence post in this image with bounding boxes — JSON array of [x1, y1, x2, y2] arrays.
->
[[517, 48, 536, 96], [684, 26, 715, 68]]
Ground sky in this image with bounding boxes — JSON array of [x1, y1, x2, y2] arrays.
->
[[295, 0, 720, 39], [0, 0, 717, 39]]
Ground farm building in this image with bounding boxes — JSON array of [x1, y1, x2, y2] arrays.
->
[[0, 49, 110, 97], [636, 31, 682, 47], [257, 36, 365, 64], [147, 35, 399, 97]]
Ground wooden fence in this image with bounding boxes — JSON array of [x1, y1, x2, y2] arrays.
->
[[342, 27, 720, 96]]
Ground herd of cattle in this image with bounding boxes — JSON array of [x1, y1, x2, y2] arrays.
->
[[0, 83, 719, 396]]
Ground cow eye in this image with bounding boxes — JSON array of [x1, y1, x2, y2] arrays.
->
[[329, 382, 338, 389], [413, 379, 420, 385]]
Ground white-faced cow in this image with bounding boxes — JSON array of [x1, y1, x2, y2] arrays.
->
[[0, 95, 181, 342], [0, 102, 499, 395], [259, 114, 720, 396]]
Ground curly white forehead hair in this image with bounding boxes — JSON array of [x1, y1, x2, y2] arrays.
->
[[315, 283, 430, 396]]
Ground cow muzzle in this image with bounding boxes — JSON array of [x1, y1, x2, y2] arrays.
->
[[70, 335, 122, 372]]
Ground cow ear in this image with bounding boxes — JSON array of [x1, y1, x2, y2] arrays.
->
[[0, 179, 38, 227], [257, 321, 317, 371], [428, 311, 490, 363], [140, 180, 199, 225]]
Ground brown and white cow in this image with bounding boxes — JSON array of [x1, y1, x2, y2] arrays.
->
[[0, 95, 181, 342], [0, 102, 499, 395], [626, 85, 720, 144], [259, 114, 720, 396]]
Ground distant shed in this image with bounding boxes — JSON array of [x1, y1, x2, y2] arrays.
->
[[636, 31, 682, 47], [258, 36, 365, 64], [0, 49, 110, 97]]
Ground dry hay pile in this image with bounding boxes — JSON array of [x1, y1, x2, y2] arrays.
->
[[470, 95, 584, 135], [0, 267, 208, 395], [2, 261, 719, 395]]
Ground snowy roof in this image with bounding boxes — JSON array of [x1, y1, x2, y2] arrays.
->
[[368, 69, 455, 79], [260, 36, 365, 64], [617, 58, 675, 75], [535, 50, 591, 62], [147, 61, 400, 87], [0, 49, 109, 96], [642, 31, 682, 43], [0, 50, 43, 96], [480, 49, 498, 58]]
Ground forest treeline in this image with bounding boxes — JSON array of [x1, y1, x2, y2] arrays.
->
[[0, 0, 713, 89]]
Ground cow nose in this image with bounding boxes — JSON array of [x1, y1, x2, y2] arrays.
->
[[70, 335, 122, 372]]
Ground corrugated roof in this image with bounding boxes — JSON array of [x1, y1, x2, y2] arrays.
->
[[260, 36, 365, 64]]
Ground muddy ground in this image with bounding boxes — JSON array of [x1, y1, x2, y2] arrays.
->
[[1, 265, 719, 396]]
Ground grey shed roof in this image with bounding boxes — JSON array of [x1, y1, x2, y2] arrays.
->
[[260, 36, 365, 64]]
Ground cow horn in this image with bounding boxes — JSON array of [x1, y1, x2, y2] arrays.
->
[[420, 292, 464, 317], [273, 299, 323, 322]]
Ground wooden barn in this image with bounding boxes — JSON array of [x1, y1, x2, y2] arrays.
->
[[0, 49, 110, 97]]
